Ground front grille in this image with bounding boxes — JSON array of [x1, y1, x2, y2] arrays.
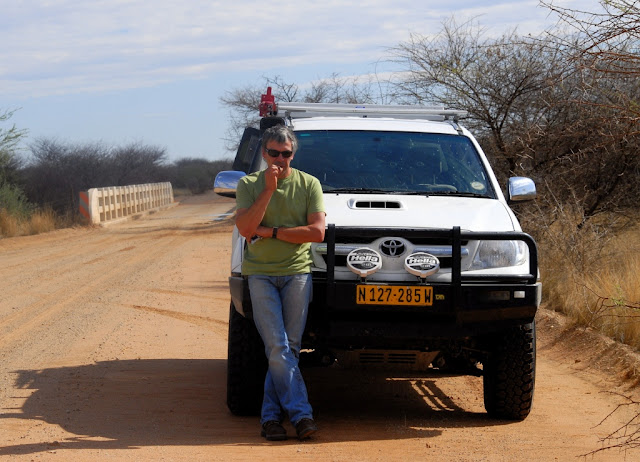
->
[[316, 234, 467, 270], [409, 237, 468, 246]]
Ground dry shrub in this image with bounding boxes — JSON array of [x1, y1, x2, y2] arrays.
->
[[524, 198, 640, 349], [525, 201, 608, 308], [0, 208, 23, 237], [584, 237, 640, 348], [57, 209, 89, 228], [1, 207, 65, 238], [28, 208, 57, 235]]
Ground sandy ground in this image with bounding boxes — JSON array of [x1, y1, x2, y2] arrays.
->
[[1, 192, 639, 461]]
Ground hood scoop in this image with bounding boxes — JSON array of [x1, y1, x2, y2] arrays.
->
[[348, 199, 403, 210]]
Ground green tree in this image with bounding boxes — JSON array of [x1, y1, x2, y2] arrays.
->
[[0, 109, 26, 185], [0, 109, 31, 218]]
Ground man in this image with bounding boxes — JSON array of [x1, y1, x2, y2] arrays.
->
[[235, 125, 326, 441]]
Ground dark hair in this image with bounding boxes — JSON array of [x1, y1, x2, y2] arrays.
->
[[261, 125, 298, 153]]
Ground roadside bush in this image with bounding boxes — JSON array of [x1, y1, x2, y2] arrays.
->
[[521, 194, 640, 349], [0, 208, 20, 237], [22, 139, 233, 217], [22, 139, 170, 216], [0, 206, 58, 238], [0, 182, 33, 218], [167, 157, 233, 194], [0, 183, 57, 237], [544, 225, 640, 350], [28, 208, 57, 235]]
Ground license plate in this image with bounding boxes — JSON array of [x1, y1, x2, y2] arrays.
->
[[356, 285, 433, 306]]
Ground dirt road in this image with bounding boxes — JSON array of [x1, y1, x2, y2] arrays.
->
[[1, 193, 639, 461]]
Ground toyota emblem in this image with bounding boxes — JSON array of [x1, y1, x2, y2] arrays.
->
[[380, 239, 405, 257]]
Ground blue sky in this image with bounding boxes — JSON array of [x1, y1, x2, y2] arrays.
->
[[1, 0, 600, 162]]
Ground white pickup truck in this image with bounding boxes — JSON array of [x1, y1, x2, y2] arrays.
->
[[215, 92, 541, 421]]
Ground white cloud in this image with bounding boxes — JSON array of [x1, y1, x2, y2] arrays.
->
[[5, 0, 606, 99]]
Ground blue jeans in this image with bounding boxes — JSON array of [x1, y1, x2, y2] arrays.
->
[[248, 274, 314, 426]]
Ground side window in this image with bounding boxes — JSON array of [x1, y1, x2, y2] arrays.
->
[[440, 137, 490, 194], [232, 127, 261, 174]]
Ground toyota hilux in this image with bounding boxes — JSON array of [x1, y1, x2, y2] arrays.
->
[[215, 90, 540, 421]]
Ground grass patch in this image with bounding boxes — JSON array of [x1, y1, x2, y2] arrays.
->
[[530, 206, 640, 349], [1, 207, 62, 238], [27, 208, 57, 235], [0, 208, 21, 237]]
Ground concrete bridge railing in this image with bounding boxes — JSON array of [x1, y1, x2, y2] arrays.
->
[[79, 182, 175, 225]]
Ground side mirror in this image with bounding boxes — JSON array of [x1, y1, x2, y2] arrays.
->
[[214, 170, 246, 198], [508, 177, 536, 202]]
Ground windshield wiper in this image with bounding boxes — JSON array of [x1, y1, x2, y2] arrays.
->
[[322, 187, 490, 198], [428, 191, 491, 198], [394, 191, 431, 196]]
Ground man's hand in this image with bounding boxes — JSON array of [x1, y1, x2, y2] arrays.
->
[[236, 166, 281, 239], [271, 212, 326, 244], [265, 164, 283, 191]]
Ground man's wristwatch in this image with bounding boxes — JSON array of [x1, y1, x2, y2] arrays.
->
[[272, 227, 278, 239]]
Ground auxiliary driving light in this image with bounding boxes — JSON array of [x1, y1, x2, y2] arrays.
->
[[404, 252, 440, 279], [346, 248, 383, 278]]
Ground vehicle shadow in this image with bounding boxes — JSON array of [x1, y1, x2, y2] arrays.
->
[[304, 365, 499, 436], [0, 358, 511, 456]]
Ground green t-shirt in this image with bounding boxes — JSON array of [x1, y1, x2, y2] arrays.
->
[[236, 168, 325, 276]]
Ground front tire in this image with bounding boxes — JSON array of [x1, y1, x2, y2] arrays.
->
[[226, 303, 267, 416], [483, 321, 536, 420]]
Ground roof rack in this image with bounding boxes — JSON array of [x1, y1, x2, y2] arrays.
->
[[277, 102, 468, 122]]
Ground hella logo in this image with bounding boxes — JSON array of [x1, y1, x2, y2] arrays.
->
[[347, 248, 383, 278], [407, 256, 437, 265], [348, 254, 380, 263], [404, 252, 440, 279]]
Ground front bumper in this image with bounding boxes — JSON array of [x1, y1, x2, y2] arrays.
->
[[229, 225, 541, 345]]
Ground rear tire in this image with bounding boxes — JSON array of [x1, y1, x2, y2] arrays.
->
[[226, 303, 267, 416], [483, 321, 536, 420]]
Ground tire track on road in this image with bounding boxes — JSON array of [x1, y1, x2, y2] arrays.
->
[[127, 304, 228, 337], [0, 232, 198, 353]]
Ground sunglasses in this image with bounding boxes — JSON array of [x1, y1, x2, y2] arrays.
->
[[266, 148, 293, 158]]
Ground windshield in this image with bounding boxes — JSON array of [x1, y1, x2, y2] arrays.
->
[[290, 130, 494, 197]]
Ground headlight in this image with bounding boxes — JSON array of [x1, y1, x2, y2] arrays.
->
[[470, 240, 527, 270]]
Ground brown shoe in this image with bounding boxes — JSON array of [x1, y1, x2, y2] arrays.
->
[[260, 421, 287, 441], [295, 418, 318, 440]]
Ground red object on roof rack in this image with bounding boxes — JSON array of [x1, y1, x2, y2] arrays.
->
[[259, 87, 278, 117]]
